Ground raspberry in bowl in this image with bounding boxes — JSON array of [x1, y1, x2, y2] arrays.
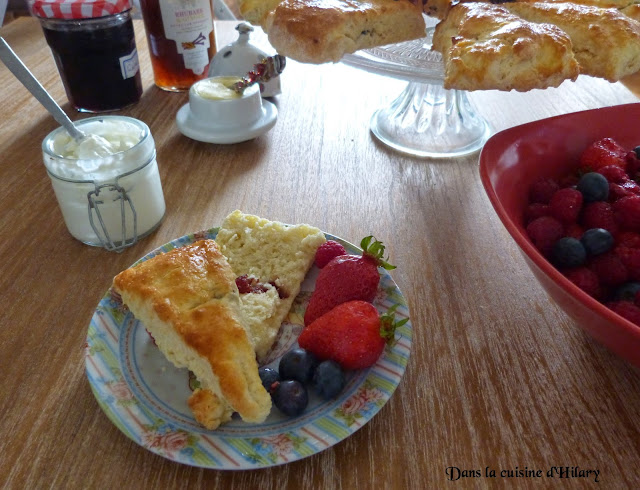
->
[[479, 103, 640, 368]]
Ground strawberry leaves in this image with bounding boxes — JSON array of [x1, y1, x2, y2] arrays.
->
[[379, 304, 408, 345], [360, 235, 396, 270]]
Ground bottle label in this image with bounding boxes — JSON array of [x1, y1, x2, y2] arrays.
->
[[119, 48, 141, 80], [159, 0, 213, 75]]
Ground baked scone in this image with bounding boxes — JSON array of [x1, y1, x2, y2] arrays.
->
[[504, 1, 640, 81], [239, 0, 284, 27], [432, 2, 579, 91], [515, 0, 637, 7], [263, 0, 426, 64], [112, 239, 271, 430], [622, 4, 640, 21], [417, 0, 454, 18], [418, 0, 638, 19], [215, 210, 326, 360]]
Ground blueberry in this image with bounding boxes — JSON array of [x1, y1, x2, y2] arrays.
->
[[272, 380, 309, 416], [279, 347, 318, 384], [634, 146, 640, 159], [577, 172, 609, 203], [312, 360, 346, 400], [580, 228, 614, 256], [258, 366, 280, 394], [614, 282, 640, 301], [551, 237, 586, 268]]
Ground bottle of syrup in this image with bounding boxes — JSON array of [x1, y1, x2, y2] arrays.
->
[[139, 0, 216, 91]]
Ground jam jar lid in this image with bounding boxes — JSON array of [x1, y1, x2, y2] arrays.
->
[[30, 0, 133, 19]]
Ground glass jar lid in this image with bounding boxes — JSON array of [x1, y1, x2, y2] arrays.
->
[[30, 0, 133, 19]]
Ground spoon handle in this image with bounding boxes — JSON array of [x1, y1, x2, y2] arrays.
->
[[0, 37, 84, 141]]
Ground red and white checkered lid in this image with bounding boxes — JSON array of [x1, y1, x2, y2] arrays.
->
[[31, 0, 133, 19]]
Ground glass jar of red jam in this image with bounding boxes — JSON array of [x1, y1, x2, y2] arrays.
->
[[30, 0, 143, 113]]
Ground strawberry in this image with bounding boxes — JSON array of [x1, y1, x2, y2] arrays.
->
[[597, 165, 628, 184], [626, 150, 640, 177], [524, 203, 551, 223], [580, 137, 627, 171], [525, 216, 564, 257], [588, 251, 628, 286], [298, 301, 407, 370], [315, 240, 347, 268], [529, 178, 559, 204], [563, 267, 600, 298], [304, 236, 395, 326], [617, 231, 640, 249], [606, 300, 640, 327], [609, 183, 634, 202], [550, 187, 583, 224], [614, 196, 640, 231], [582, 201, 618, 235], [565, 222, 584, 240], [615, 246, 640, 280]]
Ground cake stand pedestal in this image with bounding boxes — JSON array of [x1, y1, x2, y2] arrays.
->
[[342, 21, 491, 158]]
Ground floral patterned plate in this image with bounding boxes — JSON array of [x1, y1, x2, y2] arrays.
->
[[85, 228, 412, 469]]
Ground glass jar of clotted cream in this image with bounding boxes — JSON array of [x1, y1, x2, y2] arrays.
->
[[42, 116, 166, 251]]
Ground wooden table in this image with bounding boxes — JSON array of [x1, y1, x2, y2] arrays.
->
[[2, 16, 640, 489]]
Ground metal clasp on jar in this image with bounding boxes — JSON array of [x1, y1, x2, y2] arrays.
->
[[87, 182, 137, 252]]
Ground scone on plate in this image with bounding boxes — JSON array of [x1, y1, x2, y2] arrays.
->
[[263, 0, 426, 64], [432, 2, 579, 91], [216, 210, 326, 360], [112, 239, 271, 430]]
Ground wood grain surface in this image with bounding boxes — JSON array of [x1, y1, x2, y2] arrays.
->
[[2, 17, 640, 489]]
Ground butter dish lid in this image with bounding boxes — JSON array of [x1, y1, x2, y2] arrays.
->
[[208, 22, 282, 98]]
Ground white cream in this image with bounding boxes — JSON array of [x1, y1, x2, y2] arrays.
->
[[43, 117, 166, 248], [193, 77, 241, 100], [48, 119, 145, 180]]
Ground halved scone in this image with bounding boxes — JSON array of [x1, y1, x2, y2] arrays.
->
[[112, 239, 271, 430], [215, 210, 326, 360]]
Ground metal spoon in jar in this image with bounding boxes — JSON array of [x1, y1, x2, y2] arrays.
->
[[0, 36, 113, 152]]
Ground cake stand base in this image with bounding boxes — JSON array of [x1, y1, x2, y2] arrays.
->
[[370, 81, 491, 158]]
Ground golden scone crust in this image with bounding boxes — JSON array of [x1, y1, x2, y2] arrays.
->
[[622, 4, 640, 22], [112, 239, 271, 430], [239, 0, 285, 27], [432, 2, 579, 91], [420, 0, 453, 19], [264, 0, 426, 64], [420, 0, 637, 19], [504, 1, 640, 81], [514, 0, 636, 7]]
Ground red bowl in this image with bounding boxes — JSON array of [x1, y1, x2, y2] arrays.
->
[[479, 102, 640, 367]]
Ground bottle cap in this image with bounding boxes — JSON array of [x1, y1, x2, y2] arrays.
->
[[30, 0, 133, 19]]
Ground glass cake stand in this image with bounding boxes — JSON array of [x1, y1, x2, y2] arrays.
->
[[342, 18, 491, 158]]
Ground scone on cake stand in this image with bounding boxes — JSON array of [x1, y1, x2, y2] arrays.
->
[[342, 15, 492, 158], [235, 0, 490, 158]]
